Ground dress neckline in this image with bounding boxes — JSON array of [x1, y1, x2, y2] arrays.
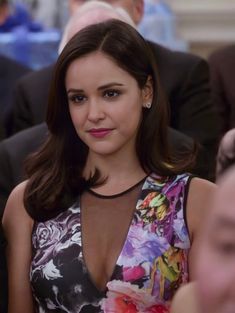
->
[[87, 175, 148, 199], [80, 175, 149, 293]]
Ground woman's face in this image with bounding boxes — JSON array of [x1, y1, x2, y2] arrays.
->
[[65, 51, 152, 160], [196, 177, 235, 313]]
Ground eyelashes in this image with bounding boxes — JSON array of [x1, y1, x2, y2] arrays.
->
[[103, 89, 121, 98], [68, 94, 87, 104], [216, 242, 235, 255], [68, 89, 122, 104]]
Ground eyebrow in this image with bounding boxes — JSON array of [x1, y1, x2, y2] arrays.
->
[[67, 83, 124, 94], [97, 83, 124, 90]]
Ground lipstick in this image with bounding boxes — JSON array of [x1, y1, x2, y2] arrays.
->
[[88, 128, 113, 138]]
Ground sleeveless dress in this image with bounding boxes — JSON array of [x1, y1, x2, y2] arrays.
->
[[30, 173, 192, 313]]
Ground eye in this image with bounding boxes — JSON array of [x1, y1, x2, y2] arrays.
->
[[216, 242, 235, 255], [68, 94, 87, 104], [103, 89, 120, 99]]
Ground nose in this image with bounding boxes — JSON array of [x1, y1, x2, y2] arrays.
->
[[87, 100, 105, 123]]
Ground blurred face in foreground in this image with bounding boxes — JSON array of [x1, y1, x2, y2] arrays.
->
[[196, 169, 235, 313]]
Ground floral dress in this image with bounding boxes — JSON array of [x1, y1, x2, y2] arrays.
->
[[30, 173, 192, 313]]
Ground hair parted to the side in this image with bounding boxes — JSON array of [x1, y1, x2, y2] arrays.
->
[[24, 19, 196, 221]]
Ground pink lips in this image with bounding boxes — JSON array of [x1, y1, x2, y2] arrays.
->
[[88, 128, 113, 138]]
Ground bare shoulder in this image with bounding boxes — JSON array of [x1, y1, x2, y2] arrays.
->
[[186, 177, 217, 239], [2, 180, 33, 237], [171, 282, 199, 313], [188, 177, 216, 197], [187, 177, 217, 211]]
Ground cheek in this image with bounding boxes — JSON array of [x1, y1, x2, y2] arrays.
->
[[195, 247, 220, 309], [69, 107, 84, 129], [196, 250, 235, 313], [197, 260, 220, 310], [118, 107, 142, 135]]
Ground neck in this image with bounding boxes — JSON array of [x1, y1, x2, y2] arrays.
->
[[83, 149, 147, 195]]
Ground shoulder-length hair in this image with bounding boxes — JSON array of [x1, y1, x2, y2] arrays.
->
[[24, 19, 195, 221]]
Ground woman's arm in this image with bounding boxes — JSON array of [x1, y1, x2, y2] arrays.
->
[[185, 177, 217, 279], [2, 181, 35, 313]]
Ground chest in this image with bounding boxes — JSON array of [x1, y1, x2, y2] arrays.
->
[[80, 190, 138, 291]]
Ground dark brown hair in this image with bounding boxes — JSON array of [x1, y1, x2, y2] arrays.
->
[[24, 19, 195, 221]]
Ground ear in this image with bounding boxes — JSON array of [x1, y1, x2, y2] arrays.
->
[[133, 0, 144, 24], [142, 76, 153, 107]]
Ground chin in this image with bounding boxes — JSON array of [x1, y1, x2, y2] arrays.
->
[[91, 149, 118, 156], [89, 144, 123, 156]]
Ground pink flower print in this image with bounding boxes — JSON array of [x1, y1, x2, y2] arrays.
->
[[147, 304, 169, 313], [103, 295, 138, 313], [123, 266, 146, 282], [100, 280, 168, 313]]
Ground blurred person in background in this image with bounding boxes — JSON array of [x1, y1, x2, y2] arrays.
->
[[209, 45, 235, 136], [0, 0, 42, 138], [0, 54, 30, 139], [10, 0, 220, 181], [0, 0, 42, 32], [31, 0, 69, 30], [209, 45, 235, 180]]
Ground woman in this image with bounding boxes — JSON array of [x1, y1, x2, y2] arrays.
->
[[3, 19, 215, 312], [171, 166, 235, 313]]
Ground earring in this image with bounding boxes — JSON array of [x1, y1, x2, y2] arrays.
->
[[144, 102, 152, 109]]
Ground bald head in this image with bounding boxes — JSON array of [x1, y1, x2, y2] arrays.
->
[[68, 0, 144, 24], [59, 0, 135, 53]]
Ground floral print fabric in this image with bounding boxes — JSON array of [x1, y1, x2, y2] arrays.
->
[[30, 173, 191, 313]]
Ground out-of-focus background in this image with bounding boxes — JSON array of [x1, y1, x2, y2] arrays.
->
[[165, 0, 235, 58], [0, 0, 234, 69]]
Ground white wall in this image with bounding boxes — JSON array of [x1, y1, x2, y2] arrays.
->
[[165, 0, 235, 58]]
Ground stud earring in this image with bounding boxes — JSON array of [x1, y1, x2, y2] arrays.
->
[[145, 102, 152, 109]]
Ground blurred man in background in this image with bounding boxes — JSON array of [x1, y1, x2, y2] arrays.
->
[[209, 44, 235, 135], [0, 54, 30, 139]]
